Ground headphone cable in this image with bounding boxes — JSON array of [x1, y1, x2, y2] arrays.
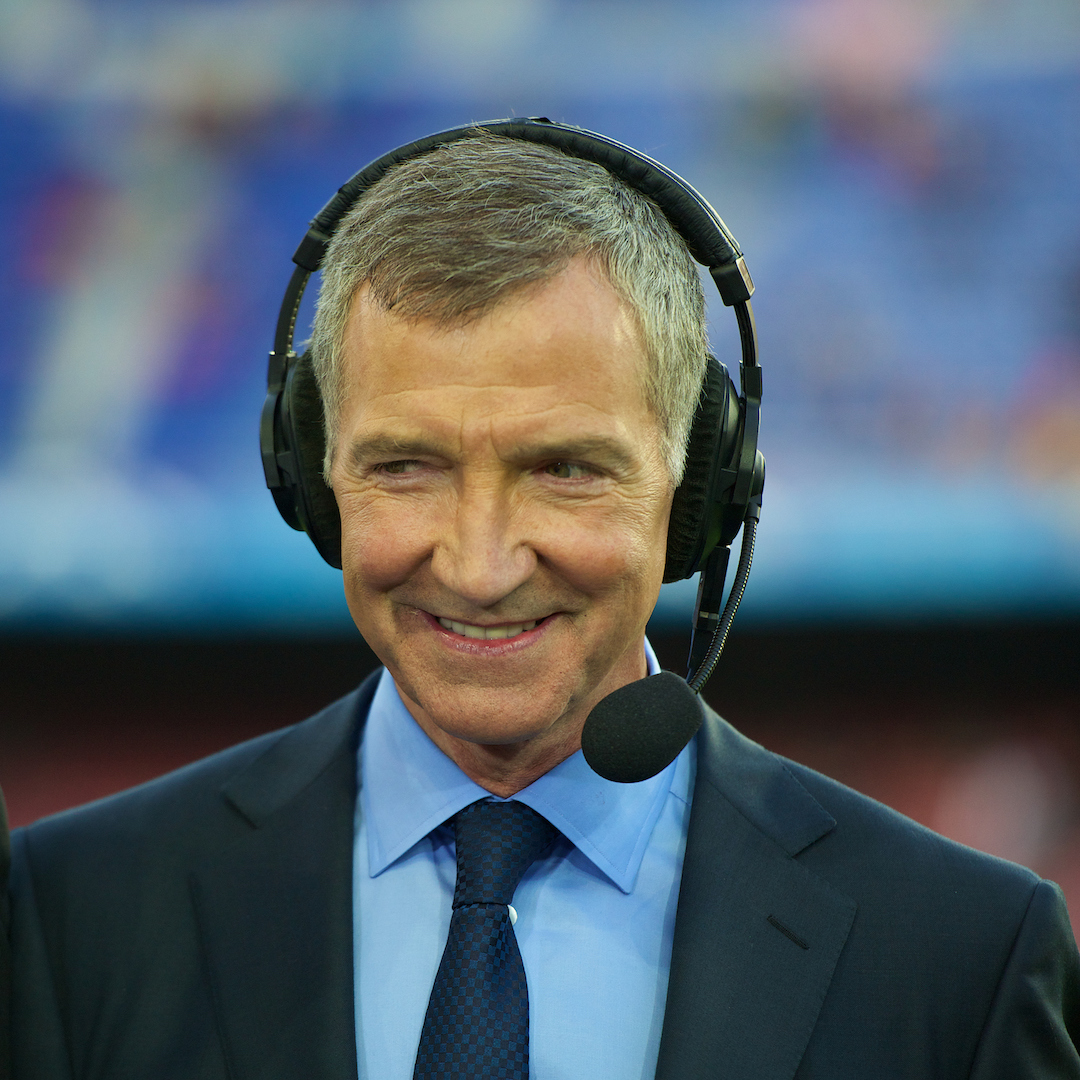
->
[[687, 506, 758, 694]]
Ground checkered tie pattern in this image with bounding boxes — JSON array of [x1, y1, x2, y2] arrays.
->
[[413, 799, 557, 1080]]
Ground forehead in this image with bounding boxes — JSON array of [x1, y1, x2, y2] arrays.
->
[[338, 259, 655, 440]]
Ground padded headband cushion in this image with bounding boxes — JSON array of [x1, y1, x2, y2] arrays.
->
[[664, 358, 735, 583], [296, 119, 742, 276], [486, 122, 740, 269]]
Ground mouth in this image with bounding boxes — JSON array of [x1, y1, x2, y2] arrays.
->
[[436, 616, 542, 641]]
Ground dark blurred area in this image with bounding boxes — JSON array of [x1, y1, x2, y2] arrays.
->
[[3, 619, 1078, 931]]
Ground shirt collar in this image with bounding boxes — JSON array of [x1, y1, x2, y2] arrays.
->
[[360, 639, 688, 894]]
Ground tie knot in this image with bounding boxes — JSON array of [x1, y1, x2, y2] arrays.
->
[[451, 800, 556, 908]]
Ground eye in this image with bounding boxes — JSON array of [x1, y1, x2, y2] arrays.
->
[[544, 461, 593, 480], [377, 459, 425, 475]]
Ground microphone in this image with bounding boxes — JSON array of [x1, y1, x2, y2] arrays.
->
[[581, 508, 761, 784], [580, 672, 703, 784]]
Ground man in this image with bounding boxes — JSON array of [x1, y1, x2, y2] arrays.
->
[[9, 130, 1080, 1079]]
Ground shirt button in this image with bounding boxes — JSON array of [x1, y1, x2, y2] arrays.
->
[[508, 905, 518, 926]]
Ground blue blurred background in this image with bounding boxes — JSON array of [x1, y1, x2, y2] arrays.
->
[[3, 0, 1079, 633]]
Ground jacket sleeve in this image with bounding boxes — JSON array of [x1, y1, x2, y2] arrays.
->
[[969, 879, 1080, 1078], [1, 788, 10, 1080], [8, 830, 74, 1080]]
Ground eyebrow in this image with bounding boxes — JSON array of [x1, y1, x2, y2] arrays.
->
[[344, 435, 439, 472], [506, 436, 638, 473], [343, 432, 638, 474]]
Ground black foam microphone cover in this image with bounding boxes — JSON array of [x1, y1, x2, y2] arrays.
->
[[581, 672, 704, 784]]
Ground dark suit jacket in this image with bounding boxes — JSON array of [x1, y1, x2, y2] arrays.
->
[[9, 673, 1080, 1079], [2, 785, 11, 1080]]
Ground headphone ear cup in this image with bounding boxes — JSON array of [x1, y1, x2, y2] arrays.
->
[[282, 350, 343, 569], [663, 357, 740, 583]]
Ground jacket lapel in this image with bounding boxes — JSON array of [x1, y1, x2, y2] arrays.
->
[[190, 673, 378, 1080], [655, 708, 857, 1080]]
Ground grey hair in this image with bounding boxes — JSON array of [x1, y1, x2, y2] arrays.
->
[[310, 131, 709, 483]]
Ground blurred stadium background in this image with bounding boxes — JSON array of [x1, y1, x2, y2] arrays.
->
[[1, 0, 1078, 927]]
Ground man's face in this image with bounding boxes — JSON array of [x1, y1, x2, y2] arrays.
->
[[330, 257, 673, 767]]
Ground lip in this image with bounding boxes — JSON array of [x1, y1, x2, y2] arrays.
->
[[421, 610, 555, 654]]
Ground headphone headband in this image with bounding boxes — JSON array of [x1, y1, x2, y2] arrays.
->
[[289, 118, 754, 305]]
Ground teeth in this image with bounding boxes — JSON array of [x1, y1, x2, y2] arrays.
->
[[438, 617, 540, 640]]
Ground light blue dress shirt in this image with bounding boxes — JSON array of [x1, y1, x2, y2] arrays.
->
[[353, 640, 695, 1080]]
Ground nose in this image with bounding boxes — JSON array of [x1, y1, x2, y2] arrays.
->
[[429, 476, 536, 609]]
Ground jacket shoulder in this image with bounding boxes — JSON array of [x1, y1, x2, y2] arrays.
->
[[698, 707, 1041, 902], [714, 717, 1065, 1001], [779, 751, 1041, 900], [693, 711, 1079, 1074], [13, 681, 372, 867]]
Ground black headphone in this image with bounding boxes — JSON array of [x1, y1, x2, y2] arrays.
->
[[261, 117, 764, 691]]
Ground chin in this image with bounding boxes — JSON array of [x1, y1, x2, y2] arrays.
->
[[408, 680, 579, 748]]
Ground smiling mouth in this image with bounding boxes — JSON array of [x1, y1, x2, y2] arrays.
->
[[436, 617, 542, 641]]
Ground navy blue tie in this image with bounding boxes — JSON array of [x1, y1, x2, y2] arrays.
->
[[413, 799, 556, 1080]]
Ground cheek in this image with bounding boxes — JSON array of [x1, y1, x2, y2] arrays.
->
[[543, 500, 669, 597], [338, 493, 433, 593]]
